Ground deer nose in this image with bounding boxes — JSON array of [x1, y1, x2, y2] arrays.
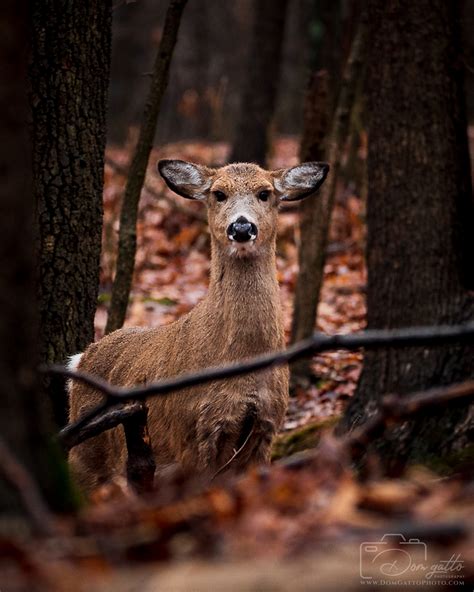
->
[[227, 216, 258, 243]]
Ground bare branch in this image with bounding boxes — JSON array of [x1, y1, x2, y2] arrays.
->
[[278, 379, 474, 470], [345, 379, 474, 456], [58, 401, 146, 451], [46, 321, 474, 444]]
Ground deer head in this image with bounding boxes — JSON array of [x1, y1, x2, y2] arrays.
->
[[158, 160, 329, 258]]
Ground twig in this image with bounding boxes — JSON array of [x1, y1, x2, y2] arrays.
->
[[212, 425, 255, 481], [0, 437, 57, 537], [105, 157, 207, 222], [46, 321, 474, 443]]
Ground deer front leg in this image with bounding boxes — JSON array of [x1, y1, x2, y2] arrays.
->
[[196, 416, 238, 471], [237, 417, 276, 468], [195, 399, 277, 476], [194, 400, 253, 473]]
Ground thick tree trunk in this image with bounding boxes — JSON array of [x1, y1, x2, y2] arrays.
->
[[0, 0, 67, 518], [105, 0, 188, 334], [29, 0, 112, 426], [230, 0, 289, 166], [340, 0, 474, 468]]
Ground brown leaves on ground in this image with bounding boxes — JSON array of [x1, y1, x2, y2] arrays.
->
[[3, 437, 473, 591]]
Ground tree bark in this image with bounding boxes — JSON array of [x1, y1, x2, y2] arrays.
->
[[290, 19, 366, 381], [29, 0, 112, 426], [340, 0, 474, 469], [0, 0, 70, 517], [105, 0, 188, 335], [230, 0, 289, 166], [289, 71, 330, 383]]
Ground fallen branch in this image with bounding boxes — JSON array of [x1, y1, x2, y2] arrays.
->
[[105, 157, 207, 222], [0, 437, 58, 537], [278, 379, 474, 470], [46, 321, 474, 444], [345, 379, 474, 458]]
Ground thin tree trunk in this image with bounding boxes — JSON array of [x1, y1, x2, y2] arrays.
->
[[106, 0, 188, 334], [230, 0, 289, 166], [30, 0, 112, 426], [290, 20, 366, 382], [290, 72, 330, 387], [339, 0, 474, 469], [0, 0, 69, 517]]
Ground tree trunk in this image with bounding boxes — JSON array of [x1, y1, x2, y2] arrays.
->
[[289, 71, 330, 383], [29, 0, 112, 427], [0, 0, 70, 518], [340, 0, 474, 469], [230, 0, 289, 166], [105, 0, 188, 335], [290, 19, 366, 382]]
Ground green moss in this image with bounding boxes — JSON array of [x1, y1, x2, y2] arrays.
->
[[143, 296, 178, 306], [97, 292, 111, 304], [271, 416, 340, 461]]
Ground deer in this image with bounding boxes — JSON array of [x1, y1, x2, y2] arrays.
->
[[68, 159, 329, 494]]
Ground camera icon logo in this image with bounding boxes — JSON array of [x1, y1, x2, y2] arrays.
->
[[360, 533, 427, 579]]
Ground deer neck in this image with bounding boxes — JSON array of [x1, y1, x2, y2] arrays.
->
[[204, 239, 285, 358]]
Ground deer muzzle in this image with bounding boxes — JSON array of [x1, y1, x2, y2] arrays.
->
[[227, 216, 258, 243]]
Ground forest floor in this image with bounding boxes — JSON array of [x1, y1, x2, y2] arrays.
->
[[3, 139, 474, 591]]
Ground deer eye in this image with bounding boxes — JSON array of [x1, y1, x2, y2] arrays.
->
[[213, 190, 227, 202], [258, 190, 270, 202]]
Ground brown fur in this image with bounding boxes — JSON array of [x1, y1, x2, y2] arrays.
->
[[69, 160, 328, 494]]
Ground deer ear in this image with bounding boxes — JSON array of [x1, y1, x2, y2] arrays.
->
[[158, 159, 215, 200], [273, 162, 329, 202]]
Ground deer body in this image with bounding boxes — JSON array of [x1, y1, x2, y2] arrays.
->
[[68, 160, 328, 494]]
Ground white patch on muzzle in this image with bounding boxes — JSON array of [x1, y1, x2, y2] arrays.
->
[[227, 210, 258, 256]]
